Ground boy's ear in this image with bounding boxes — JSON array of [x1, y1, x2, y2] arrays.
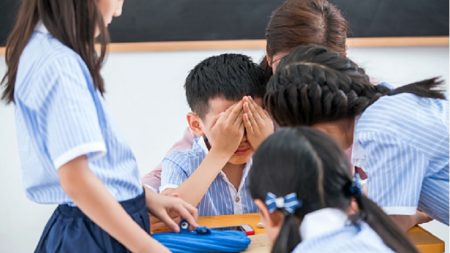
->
[[187, 112, 204, 136]]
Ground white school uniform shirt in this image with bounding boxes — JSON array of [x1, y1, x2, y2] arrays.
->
[[14, 23, 143, 204], [160, 136, 257, 216], [352, 93, 449, 225], [292, 208, 394, 253]]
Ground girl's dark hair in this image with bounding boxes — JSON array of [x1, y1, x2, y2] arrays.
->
[[263, 0, 348, 72], [249, 127, 419, 253], [1, 0, 109, 104], [265, 45, 445, 127]]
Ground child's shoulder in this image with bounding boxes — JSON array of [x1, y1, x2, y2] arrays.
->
[[162, 137, 206, 173], [16, 33, 90, 108]]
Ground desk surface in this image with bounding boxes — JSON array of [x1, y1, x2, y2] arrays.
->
[[198, 213, 444, 253]]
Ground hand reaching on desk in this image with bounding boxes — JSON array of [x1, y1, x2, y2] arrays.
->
[[145, 188, 198, 232]]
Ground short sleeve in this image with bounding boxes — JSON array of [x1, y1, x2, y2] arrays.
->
[[160, 155, 188, 192], [357, 132, 428, 215], [43, 56, 106, 169]]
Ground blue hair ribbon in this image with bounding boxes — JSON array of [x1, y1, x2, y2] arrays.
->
[[265, 192, 302, 214]]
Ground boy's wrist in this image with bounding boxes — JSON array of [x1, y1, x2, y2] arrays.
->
[[208, 147, 233, 163]]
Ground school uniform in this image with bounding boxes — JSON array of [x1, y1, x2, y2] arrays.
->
[[160, 136, 257, 216], [15, 23, 147, 252], [352, 93, 449, 225], [292, 208, 395, 253]]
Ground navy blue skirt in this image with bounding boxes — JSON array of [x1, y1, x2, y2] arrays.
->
[[35, 193, 149, 253]]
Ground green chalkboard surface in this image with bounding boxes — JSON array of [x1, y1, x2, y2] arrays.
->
[[1, 0, 448, 46]]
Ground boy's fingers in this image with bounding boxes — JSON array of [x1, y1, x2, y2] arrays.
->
[[243, 113, 254, 134], [226, 100, 243, 123], [249, 97, 267, 119], [234, 109, 244, 126], [248, 99, 265, 124], [246, 106, 260, 133]]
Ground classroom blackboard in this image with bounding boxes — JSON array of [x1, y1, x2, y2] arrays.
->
[[1, 0, 448, 46]]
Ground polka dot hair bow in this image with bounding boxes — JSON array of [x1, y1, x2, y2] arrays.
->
[[265, 192, 302, 214]]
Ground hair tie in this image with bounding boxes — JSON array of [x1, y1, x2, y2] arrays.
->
[[265, 192, 302, 214], [344, 174, 362, 198]]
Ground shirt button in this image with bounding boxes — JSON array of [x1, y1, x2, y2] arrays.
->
[[235, 196, 240, 202]]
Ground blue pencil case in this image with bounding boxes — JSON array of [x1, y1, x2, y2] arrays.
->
[[153, 220, 251, 253]]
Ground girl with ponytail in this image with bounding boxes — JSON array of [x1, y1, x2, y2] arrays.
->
[[264, 45, 448, 230], [249, 127, 419, 253], [1, 0, 198, 252]]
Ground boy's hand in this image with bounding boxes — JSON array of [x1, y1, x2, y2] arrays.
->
[[145, 189, 198, 232], [209, 101, 245, 157], [243, 96, 274, 150]]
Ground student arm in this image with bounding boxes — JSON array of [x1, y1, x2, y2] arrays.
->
[[390, 211, 432, 231], [161, 149, 230, 207], [161, 102, 245, 207], [59, 156, 169, 253]]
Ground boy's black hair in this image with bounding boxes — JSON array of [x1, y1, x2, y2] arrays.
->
[[249, 127, 419, 253], [185, 53, 269, 117]]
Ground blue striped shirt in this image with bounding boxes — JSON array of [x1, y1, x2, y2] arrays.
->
[[160, 137, 257, 216], [292, 208, 394, 253], [352, 93, 449, 225], [13, 23, 143, 204]]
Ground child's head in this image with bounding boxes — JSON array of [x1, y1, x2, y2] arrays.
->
[[265, 0, 348, 71], [264, 44, 444, 149], [249, 127, 419, 253], [185, 53, 268, 165]]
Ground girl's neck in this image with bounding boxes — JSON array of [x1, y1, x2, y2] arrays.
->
[[312, 118, 355, 150]]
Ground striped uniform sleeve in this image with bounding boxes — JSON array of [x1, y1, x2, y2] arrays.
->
[[160, 155, 188, 193], [357, 132, 427, 215], [43, 56, 106, 169]]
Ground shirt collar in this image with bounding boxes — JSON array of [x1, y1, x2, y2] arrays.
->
[[35, 21, 49, 34], [299, 208, 349, 241], [197, 136, 209, 154]]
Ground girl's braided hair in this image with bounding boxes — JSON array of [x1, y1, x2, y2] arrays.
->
[[265, 45, 445, 127]]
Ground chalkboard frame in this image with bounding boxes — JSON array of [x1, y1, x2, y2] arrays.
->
[[0, 36, 448, 55]]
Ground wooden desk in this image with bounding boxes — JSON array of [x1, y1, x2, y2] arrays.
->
[[198, 213, 444, 253]]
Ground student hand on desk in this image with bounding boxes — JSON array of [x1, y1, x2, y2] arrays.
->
[[242, 96, 274, 150], [145, 189, 198, 232]]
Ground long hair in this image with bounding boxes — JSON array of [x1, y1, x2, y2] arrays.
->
[[263, 0, 348, 73], [249, 127, 420, 253], [1, 0, 109, 104], [264, 45, 445, 127]]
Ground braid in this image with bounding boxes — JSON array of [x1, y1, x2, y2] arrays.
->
[[265, 45, 445, 127]]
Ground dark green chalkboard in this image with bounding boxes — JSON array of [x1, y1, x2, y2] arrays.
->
[[1, 0, 448, 46]]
